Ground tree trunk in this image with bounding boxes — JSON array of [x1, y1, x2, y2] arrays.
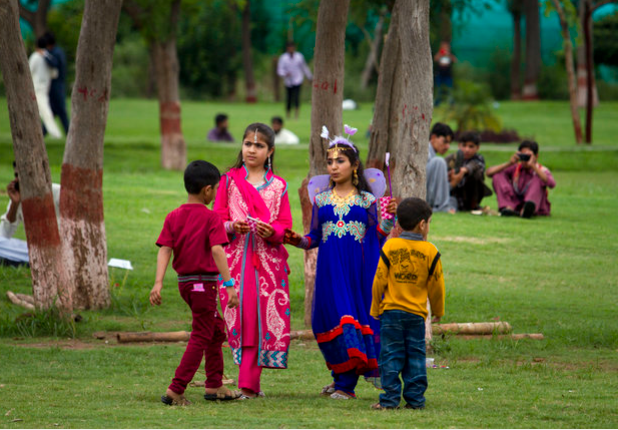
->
[[360, 10, 385, 90], [584, 1, 594, 144], [61, 0, 122, 310], [272, 56, 281, 102], [0, 0, 71, 312], [551, 0, 583, 144], [18, 0, 51, 38], [522, 0, 541, 100], [576, 0, 599, 109], [301, 0, 350, 327], [510, 4, 522, 100], [151, 0, 186, 171], [241, 1, 257, 103], [438, 0, 453, 43]]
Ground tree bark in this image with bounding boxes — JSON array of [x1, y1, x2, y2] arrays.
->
[[360, 10, 385, 90], [367, 0, 433, 200], [584, 1, 594, 144], [510, 2, 522, 100], [576, 0, 599, 109], [301, 0, 350, 327], [0, 0, 71, 312], [241, 0, 257, 103], [61, 0, 122, 310], [522, 0, 541, 100], [151, 0, 186, 171], [551, 0, 583, 144], [18, 0, 51, 38]]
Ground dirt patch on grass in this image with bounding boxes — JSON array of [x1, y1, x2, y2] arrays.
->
[[435, 236, 512, 245]]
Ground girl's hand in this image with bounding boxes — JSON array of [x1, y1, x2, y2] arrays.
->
[[234, 220, 250, 234], [226, 288, 239, 309], [387, 198, 397, 215], [283, 229, 302, 246], [256, 222, 274, 238], [149, 283, 163, 306]]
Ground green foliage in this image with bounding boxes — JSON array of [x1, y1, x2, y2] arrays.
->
[[443, 79, 502, 132], [0, 306, 76, 338], [538, 60, 570, 100], [594, 11, 618, 67], [111, 35, 151, 99], [486, 48, 513, 101]]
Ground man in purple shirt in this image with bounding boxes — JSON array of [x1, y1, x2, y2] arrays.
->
[[487, 141, 556, 218], [207, 114, 234, 143], [277, 42, 312, 119]]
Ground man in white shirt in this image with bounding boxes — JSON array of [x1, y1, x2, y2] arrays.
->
[[29, 36, 62, 139], [0, 162, 61, 265], [272, 117, 300, 145], [277, 42, 313, 119]]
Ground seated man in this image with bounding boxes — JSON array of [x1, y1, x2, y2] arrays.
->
[[272, 116, 300, 145], [0, 162, 61, 265], [426, 122, 455, 213], [486, 140, 555, 218], [206, 113, 234, 143], [445, 131, 492, 211]]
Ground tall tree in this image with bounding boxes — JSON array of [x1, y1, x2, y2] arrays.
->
[[576, 0, 598, 110], [523, 0, 541, 100], [549, 0, 583, 143], [508, 0, 524, 100], [123, 0, 187, 171], [60, 0, 122, 310], [367, 0, 433, 201], [0, 0, 71, 311], [241, 0, 257, 102], [18, 0, 51, 38], [300, 0, 350, 327]]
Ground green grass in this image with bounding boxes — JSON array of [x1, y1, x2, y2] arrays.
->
[[0, 99, 617, 428]]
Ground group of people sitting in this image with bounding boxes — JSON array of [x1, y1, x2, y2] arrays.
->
[[426, 123, 556, 218], [207, 114, 300, 146]]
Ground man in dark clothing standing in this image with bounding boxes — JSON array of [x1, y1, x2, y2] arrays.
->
[[43, 32, 70, 135]]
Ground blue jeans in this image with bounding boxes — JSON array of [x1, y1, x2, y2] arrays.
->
[[379, 310, 427, 408]]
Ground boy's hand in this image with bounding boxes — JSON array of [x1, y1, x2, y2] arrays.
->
[[256, 222, 274, 238], [150, 284, 163, 306], [431, 315, 442, 324], [386, 198, 397, 215], [226, 287, 239, 309], [283, 229, 302, 246], [233, 220, 250, 234]]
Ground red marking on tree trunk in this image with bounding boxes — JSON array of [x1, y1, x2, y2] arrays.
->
[[21, 195, 61, 248], [160, 102, 182, 135], [77, 86, 88, 101], [333, 79, 337, 94], [60, 164, 104, 223], [321, 81, 329, 91], [422, 113, 425, 120]]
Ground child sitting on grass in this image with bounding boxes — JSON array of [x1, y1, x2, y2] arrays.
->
[[150, 160, 241, 406], [370, 197, 445, 410]]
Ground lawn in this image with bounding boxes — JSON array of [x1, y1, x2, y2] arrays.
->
[[0, 99, 617, 428]]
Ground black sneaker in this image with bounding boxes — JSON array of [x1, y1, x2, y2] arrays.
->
[[500, 208, 518, 217], [521, 201, 536, 219], [404, 403, 425, 410]]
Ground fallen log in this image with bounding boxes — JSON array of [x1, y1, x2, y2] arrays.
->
[[117, 331, 190, 343], [457, 333, 544, 341], [290, 330, 315, 341], [432, 322, 512, 335]]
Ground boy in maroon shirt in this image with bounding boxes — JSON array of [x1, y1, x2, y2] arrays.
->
[[150, 160, 240, 405]]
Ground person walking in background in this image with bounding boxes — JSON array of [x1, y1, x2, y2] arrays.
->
[[434, 41, 457, 106], [43, 32, 70, 135], [277, 42, 312, 119], [29, 36, 62, 139]]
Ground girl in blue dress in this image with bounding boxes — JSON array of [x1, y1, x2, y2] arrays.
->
[[285, 126, 397, 399]]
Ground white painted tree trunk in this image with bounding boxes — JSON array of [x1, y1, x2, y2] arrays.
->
[[0, 0, 71, 312], [61, 0, 122, 310]]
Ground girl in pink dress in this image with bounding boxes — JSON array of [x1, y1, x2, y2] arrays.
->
[[213, 123, 293, 399]]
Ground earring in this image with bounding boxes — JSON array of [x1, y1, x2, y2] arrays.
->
[[353, 169, 359, 186], [267, 156, 272, 171]]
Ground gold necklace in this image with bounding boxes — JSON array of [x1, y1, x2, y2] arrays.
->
[[331, 188, 356, 208]]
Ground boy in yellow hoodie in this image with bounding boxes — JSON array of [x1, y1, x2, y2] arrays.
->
[[370, 197, 445, 410]]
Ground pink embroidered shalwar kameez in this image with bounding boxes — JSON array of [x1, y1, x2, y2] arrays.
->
[[213, 166, 292, 394]]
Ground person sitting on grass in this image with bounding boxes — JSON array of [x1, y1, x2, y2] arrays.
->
[[426, 122, 456, 213], [150, 160, 241, 406], [271, 116, 300, 145], [486, 140, 556, 218], [206, 113, 235, 143], [445, 131, 493, 211], [370, 197, 445, 411]]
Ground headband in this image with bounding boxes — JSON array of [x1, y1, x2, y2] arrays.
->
[[322, 125, 358, 157]]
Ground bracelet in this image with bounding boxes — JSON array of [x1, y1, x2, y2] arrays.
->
[[222, 278, 235, 288]]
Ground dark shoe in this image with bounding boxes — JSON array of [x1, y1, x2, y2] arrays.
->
[[371, 402, 399, 410], [161, 389, 191, 406], [521, 201, 536, 219], [204, 386, 242, 401], [404, 403, 425, 410], [454, 149, 464, 174], [500, 208, 518, 217]]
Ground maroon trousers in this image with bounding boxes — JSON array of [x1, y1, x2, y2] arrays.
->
[[492, 171, 552, 215], [168, 281, 226, 395]]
